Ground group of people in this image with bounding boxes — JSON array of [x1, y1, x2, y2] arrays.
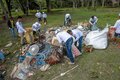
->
[[64, 13, 99, 31], [54, 13, 120, 64], [7, 10, 47, 45], [5, 12, 120, 64], [35, 10, 47, 25], [54, 26, 83, 64]]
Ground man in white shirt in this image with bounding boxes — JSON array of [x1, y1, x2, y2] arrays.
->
[[32, 21, 41, 36], [89, 16, 98, 31], [42, 12, 47, 25], [55, 29, 74, 64], [16, 16, 26, 45], [67, 28, 83, 52], [114, 13, 120, 38], [64, 13, 72, 26], [35, 10, 42, 22]]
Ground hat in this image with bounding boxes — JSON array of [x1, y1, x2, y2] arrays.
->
[[55, 29, 61, 34], [77, 25, 84, 30]]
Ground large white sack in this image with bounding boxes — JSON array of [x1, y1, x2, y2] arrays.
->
[[85, 27, 109, 49]]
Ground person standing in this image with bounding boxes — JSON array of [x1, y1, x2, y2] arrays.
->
[[89, 16, 98, 31], [7, 17, 16, 38], [64, 13, 72, 26], [35, 10, 42, 22], [55, 29, 74, 64], [16, 16, 26, 45], [42, 12, 47, 25]]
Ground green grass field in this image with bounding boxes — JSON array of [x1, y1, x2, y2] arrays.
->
[[0, 8, 120, 80]]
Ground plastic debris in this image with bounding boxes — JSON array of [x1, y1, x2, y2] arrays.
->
[[5, 42, 12, 47]]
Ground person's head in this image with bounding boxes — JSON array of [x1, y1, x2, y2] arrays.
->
[[37, 10, 39, 13], [10, 16, 13, 20], [67, 30, 73, 35], [91, 16, 94, 19], [17, 16, 22, 22]]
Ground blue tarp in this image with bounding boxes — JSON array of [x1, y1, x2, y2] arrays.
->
[[0, 51, 5, 60]]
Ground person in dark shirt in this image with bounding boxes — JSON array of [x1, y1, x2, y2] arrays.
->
[[7, 17, 16, 38]]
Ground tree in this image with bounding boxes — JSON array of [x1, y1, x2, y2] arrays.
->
[[0, 0, 9, 23], [92, 0, 95, 8], [102, 0, 106, 7], [15, 0, 29, 16], [46, 0, 51, 12], [5, 0, 12, 17]]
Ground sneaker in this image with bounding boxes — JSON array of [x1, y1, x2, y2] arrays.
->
[[68, 62, 75, 65]]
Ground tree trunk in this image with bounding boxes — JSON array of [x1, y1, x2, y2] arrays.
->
[[118, 0, 120, 6], [5, 0, 12, 17], [60, 0, 63, 8], [81, 0, 84, 7], [87, 0, 90, 8], [92, 0, 95, 8], [72, 0, 76, 8], [26, 0, 29, 16], [0, 0, 9, 23], [46, 0, 51, 12], [102, 0, 105, 7]]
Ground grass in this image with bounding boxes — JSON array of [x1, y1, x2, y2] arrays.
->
[[0, 8, 120, 80]]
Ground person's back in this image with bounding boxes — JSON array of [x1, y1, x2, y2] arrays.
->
[[72, 29, 83, 40], [42, 13, 47, 18], [114, 19, 120, 34], [35, 10, 42, 22], [32, 22, 41, 32], [35, 12, 41, 18], [42, 12, 47, 25], [56, 31, 72, 43]]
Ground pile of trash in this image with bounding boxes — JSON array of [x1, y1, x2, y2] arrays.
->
[[10, 22, 109, 80], [10, 40, 63, 80]]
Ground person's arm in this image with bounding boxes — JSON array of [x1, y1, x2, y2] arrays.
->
[[32, 25, 36, 31], [94, 16, 98, 24], [56, 34, 62, 44], [75, 34, 79, 41], [89, 18, 93, 25], [113, 21, 118, 28]]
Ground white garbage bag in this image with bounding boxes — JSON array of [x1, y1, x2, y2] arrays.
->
[[85, 27, 109, 49]]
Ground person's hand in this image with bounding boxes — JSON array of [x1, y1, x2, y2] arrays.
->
[[60, 45, 63, 48]]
